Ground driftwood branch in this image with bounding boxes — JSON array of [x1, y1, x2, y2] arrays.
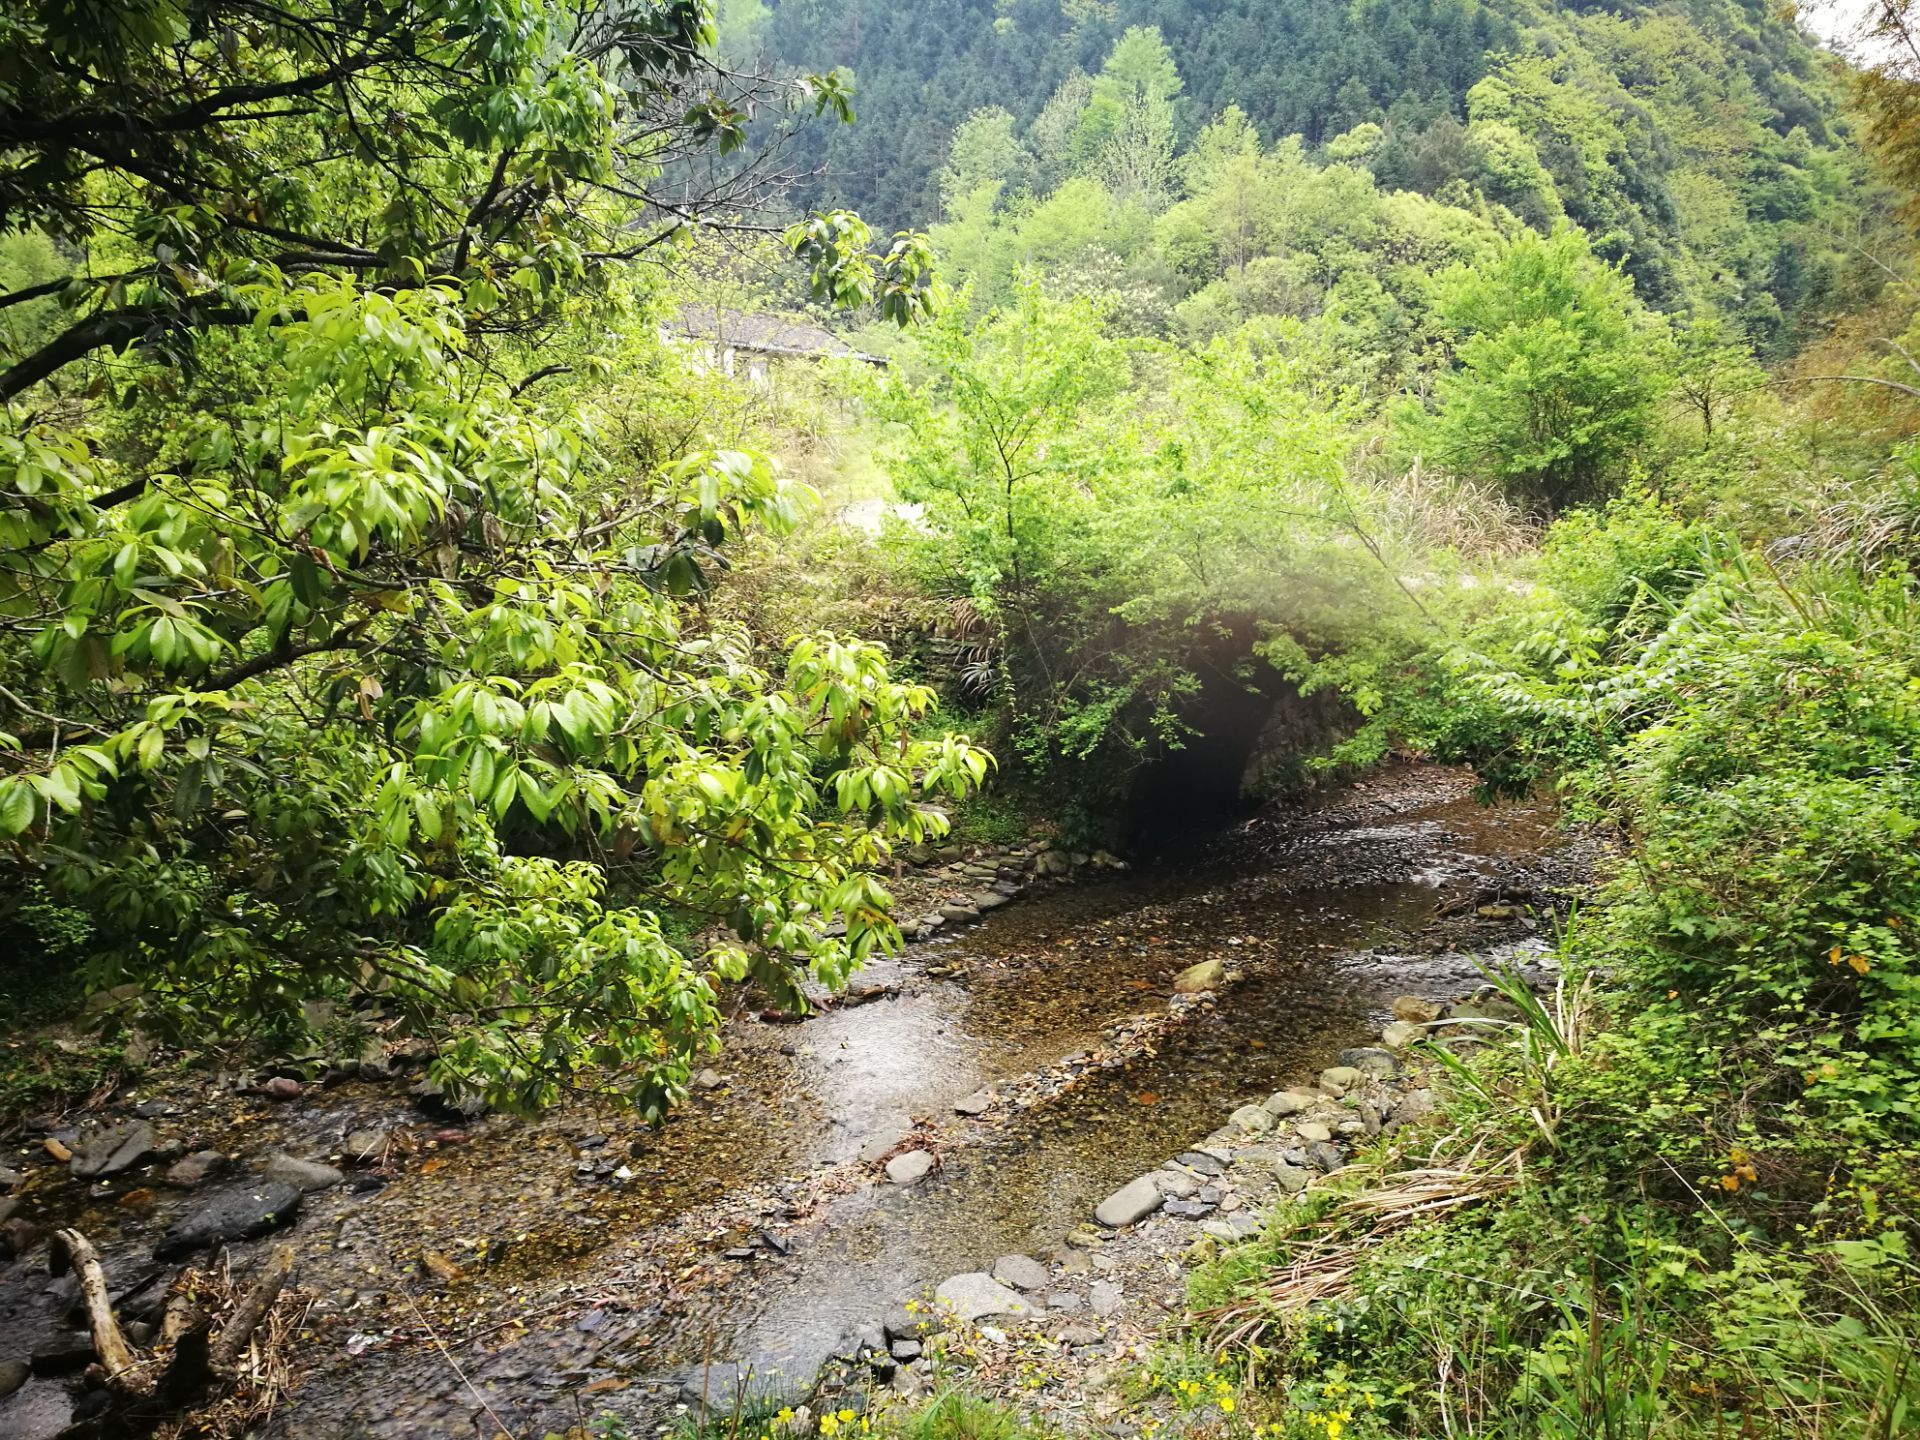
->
[[209, 1243, 296, 1374], [51, 1228, 151, 1395]]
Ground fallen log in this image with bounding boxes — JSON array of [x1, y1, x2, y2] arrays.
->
[[51, 1228, 151, 1396]]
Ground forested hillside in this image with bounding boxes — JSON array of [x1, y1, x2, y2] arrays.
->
[[733, 0, 1869, 351]]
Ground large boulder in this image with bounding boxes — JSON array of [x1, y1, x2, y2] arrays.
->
[[155, 1181, 301, 1258]]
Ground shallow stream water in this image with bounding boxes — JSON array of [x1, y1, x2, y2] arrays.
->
[[0, 765, 1583, 1440]]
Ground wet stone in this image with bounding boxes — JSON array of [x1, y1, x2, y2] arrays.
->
[[263, 1153, 345, 1193], [1173, 1151, 1226, 1177], [0, 1359, 25, 1398], [69, 1120, 158, 1180], [155, 1180, 301, 1258], [991, 1254, 1050, 1292], [30, 1332, 95, 1376], [1393, 995, 1445, 1024], [163, 1150, 227, 1188]]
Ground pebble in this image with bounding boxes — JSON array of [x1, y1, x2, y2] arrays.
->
[[1228, 1105, 1274, 1133], [1318, 1065, 1363, 1093], [1089, 1280, 1123, 1317], [886, 1150, 935, 1186], [1092, 1175, 1163, 1228], [953, 1090, 994, 1116], [0, 1359, 25, 1398], [1296, 1121, 1333, 1143], [1173, 959, 1224, 994], [1172, 1151, 1226, 1177], [1339, 1046, 1401, 1079], [1393, 995, 1445, 1023], [1151, 1170, 1200, 1198], [264, 1153, 346, 1193]]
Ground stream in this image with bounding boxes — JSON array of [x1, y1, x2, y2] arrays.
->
[[0, 765, 1592, 1440]]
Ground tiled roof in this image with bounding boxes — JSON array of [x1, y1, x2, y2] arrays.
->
[[666, 305, 883, 362]]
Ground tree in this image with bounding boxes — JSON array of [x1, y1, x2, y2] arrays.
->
[[0, 0, 982, 1114], [1030, 71, 1095, 193], [1185, 105, 1264, 193], [1072, 26, 1184, 176], [1669, 317, 1765, 441], [1407, 226, 1666, 512], [1097, 93, 1180, 211], [939, 106, 1033, 217]]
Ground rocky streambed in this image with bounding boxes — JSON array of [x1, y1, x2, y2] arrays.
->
[[0, 765, 1594, 1438]]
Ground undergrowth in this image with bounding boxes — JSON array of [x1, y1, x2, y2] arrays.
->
[[1180, 492, 1920, 1438]]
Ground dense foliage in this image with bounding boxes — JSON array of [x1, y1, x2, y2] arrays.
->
[[0, 0, 984, 1113]]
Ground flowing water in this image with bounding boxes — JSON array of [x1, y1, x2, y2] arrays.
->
[[0, 765, 1588, 1440]]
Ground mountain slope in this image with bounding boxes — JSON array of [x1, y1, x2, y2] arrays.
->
[[740, 0, 1875, 348]]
